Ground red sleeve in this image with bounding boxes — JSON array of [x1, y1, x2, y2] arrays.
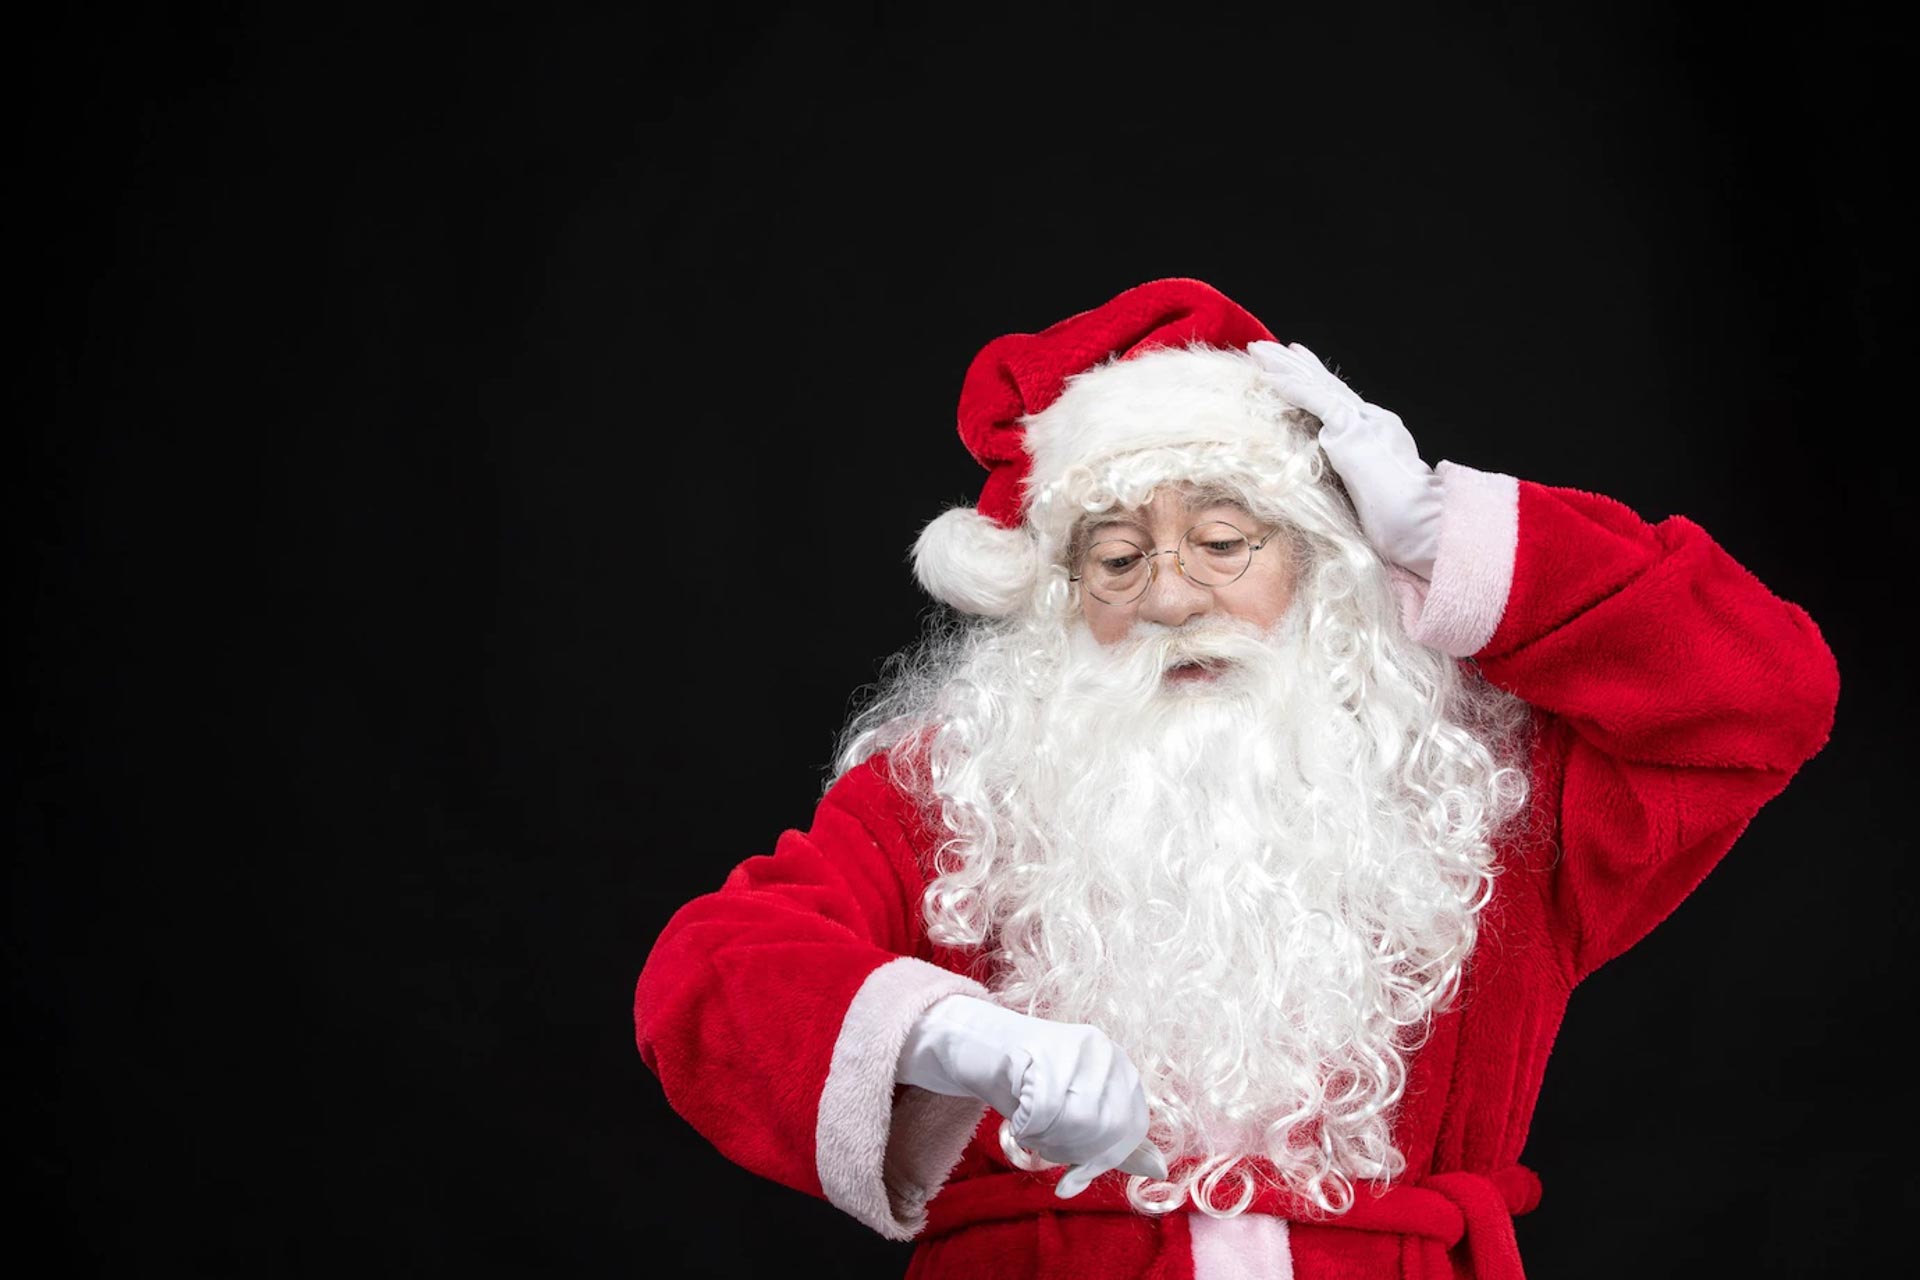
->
[[1404, 464, 1840, 981], [632, 752, 992, 1240]]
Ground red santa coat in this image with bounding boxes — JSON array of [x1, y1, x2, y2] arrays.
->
[[634, 464, 1839, 1279]]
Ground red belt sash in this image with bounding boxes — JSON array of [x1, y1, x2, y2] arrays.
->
[[922, 1163, 1542, 1280]]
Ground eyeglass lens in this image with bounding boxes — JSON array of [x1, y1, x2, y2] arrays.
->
[[1080, 522, 1256, 604]]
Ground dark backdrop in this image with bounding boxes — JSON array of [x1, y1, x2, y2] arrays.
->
[[20, 2, 1911, 1275]]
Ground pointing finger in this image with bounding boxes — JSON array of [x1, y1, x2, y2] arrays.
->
[[1116, 1140, 1169, 1181], [1055, 1163, 1095, 1198], [1055, 1127, 1154, 1199]]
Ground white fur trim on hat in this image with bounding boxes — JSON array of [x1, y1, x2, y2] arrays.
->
[[1017, 346, 1318, 556], [912, 505, 1039, 617], [1023, 345, 1285, 506]]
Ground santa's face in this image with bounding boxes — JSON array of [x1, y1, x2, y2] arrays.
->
[[1077, 486, 1299, 652]]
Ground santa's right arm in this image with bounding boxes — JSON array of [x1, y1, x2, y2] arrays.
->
[[632, 752, 993, 1241]]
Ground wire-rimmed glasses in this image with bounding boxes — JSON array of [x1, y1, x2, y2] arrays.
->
[[1069, 520, 1279, 605]]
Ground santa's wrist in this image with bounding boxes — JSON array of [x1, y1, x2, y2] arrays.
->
[[1378, 468, 1443, 579]]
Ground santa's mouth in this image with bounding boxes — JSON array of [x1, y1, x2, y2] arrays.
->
[[1164, 659, 1225, 683]]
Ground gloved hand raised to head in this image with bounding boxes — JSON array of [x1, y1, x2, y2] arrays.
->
[[1248, 340, 1444, 580], [895, 992, 1169, 1199]]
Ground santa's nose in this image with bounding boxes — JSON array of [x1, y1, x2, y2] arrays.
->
[[1135, 553, 1212, 630]]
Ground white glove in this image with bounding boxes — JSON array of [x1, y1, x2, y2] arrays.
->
[[1248, 340, 1444, 579], [895, 993, 1168, 1198]]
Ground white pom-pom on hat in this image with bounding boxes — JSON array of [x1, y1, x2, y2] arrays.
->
[[912, 506, 1038, 618]]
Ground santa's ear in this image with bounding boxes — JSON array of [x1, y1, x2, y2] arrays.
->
[[911, 507, 1038, 618]]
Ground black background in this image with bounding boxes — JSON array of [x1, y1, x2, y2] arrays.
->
[[19, 2, 1913, 1275]]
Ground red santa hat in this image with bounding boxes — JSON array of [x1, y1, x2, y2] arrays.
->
[[913, 278, 1284, 616]]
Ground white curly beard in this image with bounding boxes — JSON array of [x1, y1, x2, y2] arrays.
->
[[944, 605, 1502, 1214]]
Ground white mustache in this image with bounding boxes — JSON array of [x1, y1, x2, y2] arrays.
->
[[1132, 618, 1279, 670], [1068, 617, 1293, 701]]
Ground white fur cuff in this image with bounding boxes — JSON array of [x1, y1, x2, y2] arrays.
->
[[815, 956, 993, 1240], [1402, 462, 1519, 657]]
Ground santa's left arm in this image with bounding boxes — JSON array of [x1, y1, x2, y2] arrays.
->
[[1253, 341, 1842, 981]]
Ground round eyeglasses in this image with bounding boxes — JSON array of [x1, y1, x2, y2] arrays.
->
[[1070, 520, 1279, 605]]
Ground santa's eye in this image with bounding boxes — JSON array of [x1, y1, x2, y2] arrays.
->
[[1081, 540, 1149, 585]]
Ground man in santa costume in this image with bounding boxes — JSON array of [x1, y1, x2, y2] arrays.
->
[[633, 279, 1839, 1278]]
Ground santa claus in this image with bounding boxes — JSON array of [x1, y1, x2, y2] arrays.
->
[[634, 279, 1838, 1279]]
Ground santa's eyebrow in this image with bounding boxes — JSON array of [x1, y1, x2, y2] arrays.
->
[[1183, 488, 1254, 517], [1085, 514, 1151, 538], [1077, 491, 1256, 544]]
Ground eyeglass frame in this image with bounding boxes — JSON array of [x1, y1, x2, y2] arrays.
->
[[1068, 518, 1282, 606]]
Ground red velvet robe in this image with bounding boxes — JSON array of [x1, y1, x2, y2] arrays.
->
[[634, 465, 1839, 1279]]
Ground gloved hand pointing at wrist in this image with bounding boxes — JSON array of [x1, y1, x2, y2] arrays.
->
[[895, 993, 1169, 1198]]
